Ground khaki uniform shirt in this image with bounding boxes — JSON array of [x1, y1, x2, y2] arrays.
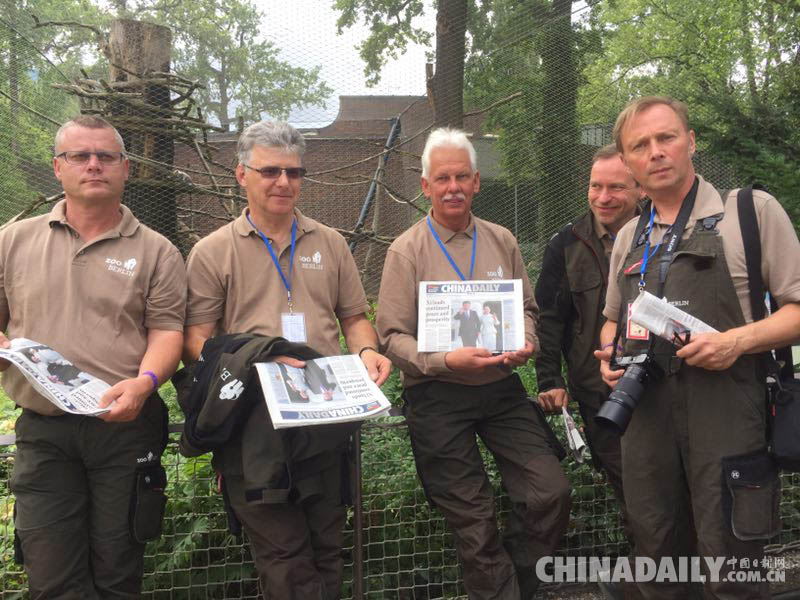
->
[[186, 208, 370, 357], [0, 201, 187, 415], [605, 175, 800, 323], [377, 212, 538, 388], [593, 219, 615, 257]]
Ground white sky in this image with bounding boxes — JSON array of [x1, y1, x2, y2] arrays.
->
[[255, 0, 436, 127], [255, 1, 591, 128]]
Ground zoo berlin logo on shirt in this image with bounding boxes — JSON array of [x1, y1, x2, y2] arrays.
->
[[487, 265, 504, 278], [106, 256, 137, 277], [299, 251, 324, 270]]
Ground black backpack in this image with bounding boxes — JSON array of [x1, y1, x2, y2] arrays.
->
[[735, 185, 800, 472]]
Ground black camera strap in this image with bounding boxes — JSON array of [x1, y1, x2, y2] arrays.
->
[[610, 178, 700, 363]]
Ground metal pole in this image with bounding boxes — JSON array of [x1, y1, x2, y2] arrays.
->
[[349, 116, 402, 253], [352, 428, 365, 599]]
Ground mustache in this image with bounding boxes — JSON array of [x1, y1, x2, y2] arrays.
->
[[443, 194, 466, 201]]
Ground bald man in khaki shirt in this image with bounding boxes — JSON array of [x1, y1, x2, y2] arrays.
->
[[377, 128, 570, 600], [0, 115, 185, 598], [184, 120, 390, 600]]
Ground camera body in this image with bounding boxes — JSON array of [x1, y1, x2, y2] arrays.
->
[[596, 353, 665, 435]]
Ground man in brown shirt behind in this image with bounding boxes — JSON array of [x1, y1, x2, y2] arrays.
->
[[184, 120, 390, 600], [0, 115, 186, 598], [377, 127, 570, 600]]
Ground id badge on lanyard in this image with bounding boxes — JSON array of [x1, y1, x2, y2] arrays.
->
[[281, 312, 307, 343], [248, 212, 308, 343]]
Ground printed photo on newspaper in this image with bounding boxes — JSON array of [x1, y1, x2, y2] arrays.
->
[[254, 354, 391, 429], [0, 338, 111, 415], [417, 279, 526, 353]]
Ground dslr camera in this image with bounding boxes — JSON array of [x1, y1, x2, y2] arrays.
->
[[596, 353, 664, 435]]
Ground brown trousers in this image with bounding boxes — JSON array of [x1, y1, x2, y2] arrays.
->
[[404, 374, 571, 600], [226, 460, 346, 600]]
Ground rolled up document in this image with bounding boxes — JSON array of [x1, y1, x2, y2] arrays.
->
[[630, 291, 717, 344], [562, 406, 589, 463]]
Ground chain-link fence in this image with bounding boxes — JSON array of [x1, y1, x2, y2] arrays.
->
[[1, 0, 799, 597], [1, 421, 799, 599]]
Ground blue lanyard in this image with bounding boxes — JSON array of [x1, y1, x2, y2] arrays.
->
[[638, 207, 662, 291], [427, 216, 477, 281], [247, 211, 298, 309]]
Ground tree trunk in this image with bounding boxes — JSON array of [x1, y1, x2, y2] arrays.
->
[[108, 19, 177, 245], [536, 0, 579, 247], [430, 0, 467, 128]]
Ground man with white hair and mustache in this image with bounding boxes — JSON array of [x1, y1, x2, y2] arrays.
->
[[377, 127, 571, 600]]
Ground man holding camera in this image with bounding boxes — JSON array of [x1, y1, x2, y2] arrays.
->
[[596, 96, 800, 598]]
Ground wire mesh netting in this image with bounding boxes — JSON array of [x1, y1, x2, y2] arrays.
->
[[1, 0, 800, 598], [1, 420, 800, 599]]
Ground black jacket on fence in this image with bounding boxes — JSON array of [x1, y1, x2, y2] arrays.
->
[[173, 333, 358, 505]]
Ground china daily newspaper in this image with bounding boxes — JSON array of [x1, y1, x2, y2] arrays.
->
[[255, 354, 391, 428], [417, 279, 526, 353]]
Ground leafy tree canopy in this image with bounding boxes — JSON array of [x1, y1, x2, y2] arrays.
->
[[581, 0, 800, 223], [25, 0, 333, 130]]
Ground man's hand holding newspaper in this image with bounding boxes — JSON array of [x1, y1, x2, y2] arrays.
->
[[630, 291, 741, 370], [0, 333, 11, 371]]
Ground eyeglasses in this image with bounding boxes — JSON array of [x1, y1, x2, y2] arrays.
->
[[243, 164, 306, 180], [56, 151, 126, 165]]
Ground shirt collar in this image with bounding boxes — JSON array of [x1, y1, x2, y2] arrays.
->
[[426, 210, 475, 242], [234, 207, 316, 238], [651, 175, 722, 228], [592, 216, 613, 241], [48, 199, 139, 238]]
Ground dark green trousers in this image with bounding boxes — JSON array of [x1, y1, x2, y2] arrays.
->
[[10, 398, 165, 600]]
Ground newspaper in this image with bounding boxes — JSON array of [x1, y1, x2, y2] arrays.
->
[[0, 338, 111, 415], [630, 291, 717, 343], [417, 279, 526, 353], [255, 354, 392, 428], [561, 406, 589, 463]]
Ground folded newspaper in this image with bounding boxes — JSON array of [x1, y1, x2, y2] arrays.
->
[[630, 291, 717, 342], [417, 279, 526, 353], [0, 338, 111, 415], [255, 354, 391, 428], [561, 406, 589, 463]]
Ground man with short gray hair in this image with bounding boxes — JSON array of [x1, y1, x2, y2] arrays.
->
[[184, 120, 390, 599], [377, 127, 570, 600], [0, 114, 186, 597]]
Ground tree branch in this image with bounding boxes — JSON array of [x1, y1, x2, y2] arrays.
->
[[31, 15, 105, 44]]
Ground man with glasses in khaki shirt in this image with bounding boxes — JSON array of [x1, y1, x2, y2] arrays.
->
[[0, 115, 186, 598], [377, 127, 570, 600], [184, 120, 390, 600]]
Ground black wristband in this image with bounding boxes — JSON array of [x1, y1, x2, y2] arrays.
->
[[358, 346, 377, 358]]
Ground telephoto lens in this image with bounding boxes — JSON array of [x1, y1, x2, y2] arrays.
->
[[596, 354, 664, 435]]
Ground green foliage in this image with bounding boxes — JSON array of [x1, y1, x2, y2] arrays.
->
[[16, 0, 332, 133], [580, 0, 800, 227], [138, 0, 332, 130], [333, 0, 433, 86], [0, 3, 83, 220]]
